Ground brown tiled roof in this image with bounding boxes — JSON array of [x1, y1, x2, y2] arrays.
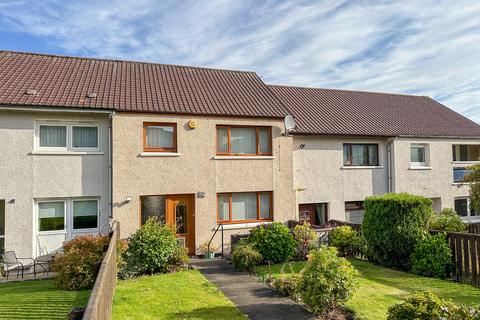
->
[[269, 85, 480, 137], [0, 51, 286, 118]]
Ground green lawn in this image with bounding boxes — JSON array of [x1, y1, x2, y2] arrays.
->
[[112, 270, 247, 320], [255, 259, 480, 320], [0, 279, 90, 319]]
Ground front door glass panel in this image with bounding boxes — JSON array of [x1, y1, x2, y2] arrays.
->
[[175, 203, 187, 234]]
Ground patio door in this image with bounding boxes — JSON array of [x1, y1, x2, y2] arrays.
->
[[166, 195, 195, 255], [0, 200, 5, 254]]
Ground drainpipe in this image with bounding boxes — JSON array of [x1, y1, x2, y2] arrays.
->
[[387, 138, 394, 193], [108, 111, 115, 221]]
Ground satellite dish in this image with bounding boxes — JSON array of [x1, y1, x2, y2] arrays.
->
[[284, 114, 296, 132]]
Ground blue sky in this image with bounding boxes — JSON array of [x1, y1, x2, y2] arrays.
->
[[1, 0, 479, 122]]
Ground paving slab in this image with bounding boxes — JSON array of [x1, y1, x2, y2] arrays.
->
[[191, 258, 315, 320]]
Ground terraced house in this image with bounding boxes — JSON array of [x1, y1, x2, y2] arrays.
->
[[0, 50, 479, 257]]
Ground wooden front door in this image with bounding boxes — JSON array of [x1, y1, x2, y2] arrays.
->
[[299, 204, 316, 225], [166, 195, 195, 255]]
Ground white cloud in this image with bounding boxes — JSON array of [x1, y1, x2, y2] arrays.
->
[[0, 0, 479, 122]]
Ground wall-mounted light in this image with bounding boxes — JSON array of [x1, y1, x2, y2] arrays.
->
[[299, 144, 306, 149], [125, 196, 132, 203], [196, 192, 205, 198], [8, 199, 15, 204], [188, 120, 197, 129]]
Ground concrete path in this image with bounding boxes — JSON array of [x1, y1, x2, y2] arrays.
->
[[191, 258, 315, 320]]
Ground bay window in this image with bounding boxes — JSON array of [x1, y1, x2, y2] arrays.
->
[[143, 122, 177, 152], [217, 192, 273, 223], [343, 144, 379, 166], [216, 126, 272, 156]]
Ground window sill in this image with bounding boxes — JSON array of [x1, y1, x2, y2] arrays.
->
[[451, 161, 480, 164], [219, 221, 272, 230], [452, 182, 471, 186], [213, 156, 275, 160], [140, 152, 181, 157], [341, 166, 384, 169], [31, 150, 104, 155], [408, 166, 432, 170]]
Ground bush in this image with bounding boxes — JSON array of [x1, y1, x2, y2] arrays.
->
[[293, 222, 318, 260], [249, 222, 296, 263], [124, 217, 179, 275], [297, 246, 359, 315], [362, 193, 434, 269], [168, 246, 190, 272], [273, 273, 301, 299], [411, 233, 452, 278], [430, 208, 467, 232], [52, 234, 110, 290], [231, 241, 262, 272], [329, 226, 359, 257], [387, 290, 459, 320]]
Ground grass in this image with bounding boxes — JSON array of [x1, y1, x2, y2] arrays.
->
[[112, 270, 247, 320], [0, 279, 90, 319], [254, 259, 480, 320]]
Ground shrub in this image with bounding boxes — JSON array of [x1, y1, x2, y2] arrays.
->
[[52, 234, 109, 290], [411, 233, 452, 278], [231, 241, 262, 272], [362, 193, 434, 269], [273, 273, 301, 299], [329, 226, 359, 257], [297, 246, 359, 315], [249, 222, 296, 263], [387, 290, 459, 320], [168, 246, 190, 272], [430, 208, 467, 232], [124, 217, 178, 275], [293, 222, 318, 260]]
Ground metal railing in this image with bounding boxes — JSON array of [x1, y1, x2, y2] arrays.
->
[[207, 223, 224, 257]]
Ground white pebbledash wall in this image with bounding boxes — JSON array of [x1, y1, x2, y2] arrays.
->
[[293, 135, 479, 223], [0, 109, 111, 258]]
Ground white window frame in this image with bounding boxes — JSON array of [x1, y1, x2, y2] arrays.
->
[[71, 199, 100, 233], [36, 198, 100, 236], [34, 121, 101, 153], [454, 197, 479, 219], [410, 143, 428, 167], [0, 200, 4, 253], [37, 199, 67, 235]]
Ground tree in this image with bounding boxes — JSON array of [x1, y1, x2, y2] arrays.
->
[[464, 164, 480, 212]]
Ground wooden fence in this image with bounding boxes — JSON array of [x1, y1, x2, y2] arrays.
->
[[468, 223, 480, 235], [83, 221, 120, 320]]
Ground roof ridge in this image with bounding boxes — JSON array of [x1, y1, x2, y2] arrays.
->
[[0, 50, 257, 75], [268, 83, 429, 99]]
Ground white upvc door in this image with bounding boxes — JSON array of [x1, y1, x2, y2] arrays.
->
[[35, 198, 100, 257]]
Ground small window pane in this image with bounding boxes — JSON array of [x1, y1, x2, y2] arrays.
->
[[38, 202, 65, 231], [232, 193, 257, 220], [217, 128, 229, 153], [411, 146, 425, 163], [343, 145, 351, 165], [73, 126, 98, 148], [368, 145, 378, 165], [259, 193, 271, 219], [218, 194, 229, 221], [352, 145, 367, 166], [39, 125, 67, 148], [73, 200, 98, 229], [454, 199, 468, 217], [231, 128, 256, 154], [258, 128, 271, 154], [146, 125, 174, 149], [175, 204, 187, 234]]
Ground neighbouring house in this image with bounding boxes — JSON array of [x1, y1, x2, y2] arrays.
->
[[1, 50, 479, 258], [271, 85, 480, 224]]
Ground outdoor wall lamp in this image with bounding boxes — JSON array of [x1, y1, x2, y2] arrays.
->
[[125, 196, 132, 203], [299, 144, 306, 149], [8, 199, 15, 204]]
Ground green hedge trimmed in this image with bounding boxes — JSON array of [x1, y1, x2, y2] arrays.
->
[[362, 193, 433, 269]]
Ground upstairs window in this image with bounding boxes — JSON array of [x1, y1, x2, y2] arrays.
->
[[36, 122, 99, 151], [216, 126, 272, 156], [143, 122, 177, 152], [452, 145, 480, 162], [343, 144, 379, 166], [410, 144, 428, 167]]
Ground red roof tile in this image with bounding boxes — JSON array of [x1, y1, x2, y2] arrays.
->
[[269, 85, 480, 137], [0, 51, 286, 118]]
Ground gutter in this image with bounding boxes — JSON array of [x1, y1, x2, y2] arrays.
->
[[0, 105, 114, 114]]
